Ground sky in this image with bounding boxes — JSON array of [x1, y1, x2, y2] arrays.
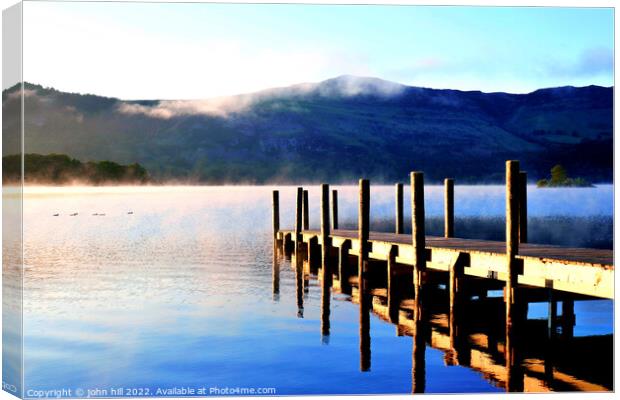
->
[[23, 1, 614, 100]]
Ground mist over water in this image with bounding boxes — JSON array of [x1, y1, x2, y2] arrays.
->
[[293, 184, 613, 249]]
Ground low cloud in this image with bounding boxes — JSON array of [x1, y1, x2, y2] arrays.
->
[[6, 88, 38, 100], [117, 75, 407, 119]]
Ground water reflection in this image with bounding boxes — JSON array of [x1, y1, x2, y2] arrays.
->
[[278, 236, 613, 393]]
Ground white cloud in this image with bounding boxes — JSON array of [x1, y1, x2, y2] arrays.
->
[[23, 3, 367, 100]]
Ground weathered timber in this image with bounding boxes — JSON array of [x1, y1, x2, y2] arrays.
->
[[444, 178, 454, 238], [295, 187, 303, 249], [395, 183, 404, 234], [279, 228, 613, 299], [272, 190, 280, 241], [411, 171, 426, 320], [359, 179, 371, 372], [303, 189, 309, 231], [332, 189, 339, 230], [519, 171, 528, 243], [505, 160, 525, 392], [387, 245, 399, 323]]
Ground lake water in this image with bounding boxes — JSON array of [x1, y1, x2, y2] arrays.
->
[[3, 185, 614, 396]]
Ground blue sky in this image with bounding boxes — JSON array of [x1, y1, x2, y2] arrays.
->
[[24, 2, 613, 99]]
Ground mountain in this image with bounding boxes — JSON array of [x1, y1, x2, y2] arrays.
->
[[2, 76, 613, 183]]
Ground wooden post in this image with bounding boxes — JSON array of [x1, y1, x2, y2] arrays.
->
[[395, 183, 404, 234], [547, 290, 557, 340], [505, 160, 520, 321], [519, 171, 527, 243], [358, 179, 370, 295], [545, 289, 557, 383], [505, 160, 522, 392], [449, 253, 467, 365], [444, 178, 454, 238], [358, 179, 371, 371], [295, 187, 303, 249], [332, 189, 339, 230], [321, 184, 331, 261], [562, 298, 575, 340], [272, 190, 280, 241], [282, 232, 291, 253], [411, 172, 426, 310], [387, 245, 399, 323], [303, 189, 309, 231], [307, 236, 319, 268]]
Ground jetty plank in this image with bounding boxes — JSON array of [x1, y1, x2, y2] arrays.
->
[[279, 228, 612, 299]]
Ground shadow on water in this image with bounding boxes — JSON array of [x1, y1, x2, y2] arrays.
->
[[274, 240, 613, 393]]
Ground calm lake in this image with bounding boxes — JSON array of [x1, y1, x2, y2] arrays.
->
[[5, 185, 614, 395]]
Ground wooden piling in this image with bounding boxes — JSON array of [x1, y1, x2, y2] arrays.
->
[[505, 160, 520, 320], [444, 178, 454, 238], [562, 299, 575, 340], [395, 183, 404, 234], [272, 190, 280, 241], [308, 236, 319, 268], [358, 179, 370, 295], [505, 160, 522, 392], [358, 179, 371, 371], [548, 290, 557, 340], [303, 189, 309, 231], [411, 172, 426, 309], [321, 183, 331, 268], [295, 187, 303, 248], [449, 253, 467, 363], [519, 171, 527, 243], [332, 189, 339, 230]]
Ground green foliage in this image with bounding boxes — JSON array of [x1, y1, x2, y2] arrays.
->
[[536, 164, 592, 188], [550, 164, 568, 184], [2, 153, 150, 185]]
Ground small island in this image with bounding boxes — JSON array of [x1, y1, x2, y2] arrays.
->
[[536, 164, 593, 188], [2, 153, 149, 185]]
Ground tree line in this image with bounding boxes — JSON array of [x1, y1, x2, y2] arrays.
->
[[2, 153, 149, 184]]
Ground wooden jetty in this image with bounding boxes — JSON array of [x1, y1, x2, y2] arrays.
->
[[271, 160, 613, 393]]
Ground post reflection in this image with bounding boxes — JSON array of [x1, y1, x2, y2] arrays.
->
[[293, 247, 304, 318], [411, 298, 426, 393], [320, 241, 332, 342], [359, 273, 371, 372], [272, 244, 280, 301], [505, 291, 526, 392]]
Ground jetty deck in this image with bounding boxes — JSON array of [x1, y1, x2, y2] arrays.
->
[[278, 228, 613, 299]]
